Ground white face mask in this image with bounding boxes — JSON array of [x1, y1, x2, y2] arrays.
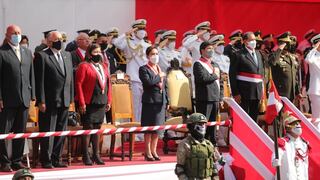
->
[[20, 43, 29, 48], [215, 45, 224, 54], [136, 30, 146, 39], [167, 42, 176, 50], [194, 124, 206, 135], [150, 55, 159, 64], [291, 126, 302, 136], [247, 40, 257, 49], [202, 32, 210, 41]]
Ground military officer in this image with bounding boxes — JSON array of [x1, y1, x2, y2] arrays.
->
[[175, 113, 225, 180], [113, 19, 150, 126], [158, 30, 182, 72], [269, 32, 301, 101], [180, 29, 195, 75], [210, 34, 230, 74], [254, 30, 263, 50], [223, 29, 243, 62], [182, 21, 211, 62]]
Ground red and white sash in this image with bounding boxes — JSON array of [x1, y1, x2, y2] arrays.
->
[[89, 63, 106, 94], [197, 58, 220, 87], [146, 62, 163, 91], [236, 72, 263, 83], [76, 48, 85, 62]]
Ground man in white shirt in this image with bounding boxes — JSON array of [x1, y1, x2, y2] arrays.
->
[[158, 30, 182, 72], [113, 19, 151, 126], [305, 33, 320, 129]]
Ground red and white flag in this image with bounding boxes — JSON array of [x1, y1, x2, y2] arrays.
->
[[265, 79, 283, 124]]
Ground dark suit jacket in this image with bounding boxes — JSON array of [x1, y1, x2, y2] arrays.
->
[[34, 48, 74, 108], [139, 65, 168, 105], [0, 43, 35, 108], [70, 49, 85, 70], [229, 47, 264, 100], [193, 60, 224, 102], [102, 51, 117, 75]]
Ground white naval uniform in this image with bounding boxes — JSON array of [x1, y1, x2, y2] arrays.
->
[[113, 34, 150, 122], [158, 46, 182, 72], [272, 135, 309, 180], [212, 51, 230, 74], [305, 48, 320, 123], [182, 35, 204, 97]]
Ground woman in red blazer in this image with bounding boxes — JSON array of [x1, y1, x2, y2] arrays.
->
[[76, 43, 112, 165]]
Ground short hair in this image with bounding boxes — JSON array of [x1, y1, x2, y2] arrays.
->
[[146, 46, 157, 56], [243, 31, 254, 41], [199, 41, 212, 52]]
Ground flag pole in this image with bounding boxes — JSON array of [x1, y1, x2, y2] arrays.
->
[[273, 115, 281, 180]]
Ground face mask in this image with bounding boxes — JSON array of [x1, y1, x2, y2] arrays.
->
[[167, 42, 176, 50], [291, 126, 302, 136], [20, 44, 29, 48], [136, 30, 146, 39], [189, 124, 206, 141], [52, 40, 62, 51], [247, 40, 256, 49], [234, 40, 242, 49], [100, 43, 108, 51], [202, 32, 210, 41], [11, 34, 22, 46], [215, 45, 224, 54], [91, 54, 102, 63], [149, 55, 159, 64], [194, 124, 206, 135], [206, 49, 214, 58]]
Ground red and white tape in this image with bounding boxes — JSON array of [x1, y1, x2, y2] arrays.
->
[[0, 120, 231, 140]]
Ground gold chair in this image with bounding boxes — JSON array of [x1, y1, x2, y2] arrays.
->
[[25, 101, 39, 167], [107, 71, 140, 161], [163, 67, 193, 154]]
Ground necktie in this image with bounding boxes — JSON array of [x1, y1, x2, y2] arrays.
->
[[15, 48, 21, 62], [252, 52, 258, 65], [57, 53, 65, 75]]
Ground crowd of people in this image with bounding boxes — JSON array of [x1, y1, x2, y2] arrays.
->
[[0, 18, 318, 176]]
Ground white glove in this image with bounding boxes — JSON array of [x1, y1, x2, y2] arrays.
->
[[272, 159, 281, 167]]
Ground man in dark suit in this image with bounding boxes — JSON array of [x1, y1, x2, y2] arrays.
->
[[70, 32, 91, 70], [96, 33, 117, 75], [34, 31, 74, 169], [229, 32, 264, 122], [0, 25, 35, 172], [193, 41, 223, 144]]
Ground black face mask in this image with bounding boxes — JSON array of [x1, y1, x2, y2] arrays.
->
[[188, 124, 205, 142], [99, 43, 108, 51], [91, 54, 102, 63], [234, 40, 242, 49], [52, 40, 62, 50]]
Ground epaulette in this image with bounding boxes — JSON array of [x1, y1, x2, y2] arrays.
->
[[278, 137, 289, 150]]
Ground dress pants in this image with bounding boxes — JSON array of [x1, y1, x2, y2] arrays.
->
[[196, 101, 219, 145], [39, 106, 69, 164], [0, 106, 28, 165], [240, 99, 260, 123]]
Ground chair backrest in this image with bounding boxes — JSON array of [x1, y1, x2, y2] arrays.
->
[[167, 69, 192, 112], [110, 71, 135, 123]]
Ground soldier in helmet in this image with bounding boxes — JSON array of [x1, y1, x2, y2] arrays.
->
[[272, 112, 309, 180], [12, 168, 34, 180], [175, 113, 225, 180]]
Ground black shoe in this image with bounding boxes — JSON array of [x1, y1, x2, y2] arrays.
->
[[41, 163, 54, 169], [0, 164, 12, 172], [144, 155, 155, 161], [92, 154, 105, 165], [152, 154, 161, 161], [52, 161, 67, 168], [11, 162, 26, 170], [82, 155, 93, 166]]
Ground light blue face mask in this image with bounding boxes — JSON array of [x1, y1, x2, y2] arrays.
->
[[11, 34, 22, 46], [206, 49, 214, 58]]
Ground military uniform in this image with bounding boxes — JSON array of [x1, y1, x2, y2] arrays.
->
[[158, 30, 182, 72], [269, 32, 300, 101], [223, 29, 243, 63], [175, 113, 224, 180], [113, 19, 150, 123]]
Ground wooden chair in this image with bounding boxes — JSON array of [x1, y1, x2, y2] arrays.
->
[[107, 71, 140, 161], [163, 67, 193, 154]]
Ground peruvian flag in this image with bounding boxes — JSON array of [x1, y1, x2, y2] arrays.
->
[[265, 79, 283, 124]]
